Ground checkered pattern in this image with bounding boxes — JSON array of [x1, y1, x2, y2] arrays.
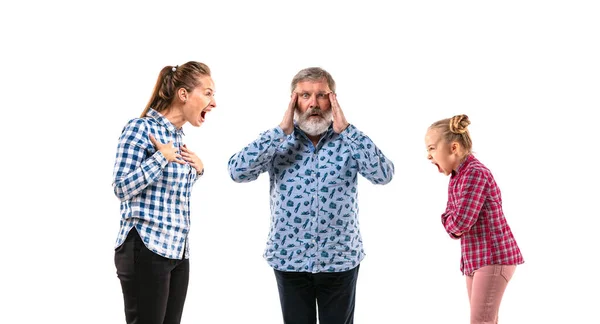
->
[[112, 108, 198, 259], [442, 154, 524, 275], [228, 124, 394, 273]]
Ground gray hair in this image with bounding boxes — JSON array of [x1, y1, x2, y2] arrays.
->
[[290, 67, 336, 93]]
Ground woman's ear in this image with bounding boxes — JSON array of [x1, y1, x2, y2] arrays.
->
[[178, 88, 188, 103]]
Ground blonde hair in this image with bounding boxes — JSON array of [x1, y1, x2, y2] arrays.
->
[[429, 114, 473, 155]]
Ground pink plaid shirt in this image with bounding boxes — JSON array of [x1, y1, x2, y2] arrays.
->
[[442, 155, 524, 275]]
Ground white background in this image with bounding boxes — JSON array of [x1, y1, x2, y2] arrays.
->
[[1, 1, 598, 323]]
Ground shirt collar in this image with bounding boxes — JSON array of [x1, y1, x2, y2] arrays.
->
[[147, 108, 185, 135], [452, 154, 474, 178]]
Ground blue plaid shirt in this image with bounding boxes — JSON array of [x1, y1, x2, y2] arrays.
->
[[228, 124, 394, 273], [112, 108, 198, 259]]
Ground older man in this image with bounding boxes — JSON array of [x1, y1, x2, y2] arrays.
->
[[228, 67, 394, 324]]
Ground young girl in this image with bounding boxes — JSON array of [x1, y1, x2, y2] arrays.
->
[[425, 114, 524, 324], [112, 61, 216, 324]]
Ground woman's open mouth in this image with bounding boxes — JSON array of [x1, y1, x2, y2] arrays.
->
[[200, 107, 212, 122]]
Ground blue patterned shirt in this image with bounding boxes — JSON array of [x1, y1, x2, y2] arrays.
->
[[228, 124, 394, 273], [112, 108, 199, 259]]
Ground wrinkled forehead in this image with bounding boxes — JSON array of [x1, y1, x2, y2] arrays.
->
[[293, 79, 331, 93]]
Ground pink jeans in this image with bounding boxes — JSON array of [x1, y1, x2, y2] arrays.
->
[[466, 264, 516, 324]]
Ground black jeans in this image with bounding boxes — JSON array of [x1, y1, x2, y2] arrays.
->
[[274, 265, 360, 324], [115, 229, 189, 324]]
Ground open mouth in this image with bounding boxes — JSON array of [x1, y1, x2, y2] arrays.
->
[[432, 162, 442, 173], [200, 107, 212, 122]]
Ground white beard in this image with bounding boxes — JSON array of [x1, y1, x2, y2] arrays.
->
[[295, 108, 333, 136]]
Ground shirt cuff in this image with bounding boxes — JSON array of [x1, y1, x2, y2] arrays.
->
[[339, 124, 359, 141], [270, 126, 288, 144], [154, 151, 168, 167]]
